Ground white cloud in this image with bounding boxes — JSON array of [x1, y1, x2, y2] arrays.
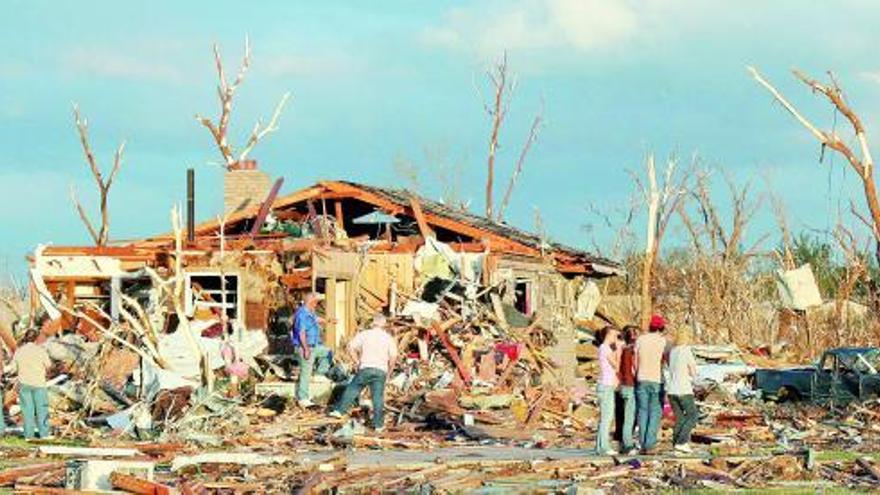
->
[[421, 0, 639, 56], [861, 70, 880, 85], [262, 52, 361, 78], [63, 46, 184, 83]]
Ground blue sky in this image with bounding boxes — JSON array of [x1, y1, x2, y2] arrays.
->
[[2, 0, 879, 278]]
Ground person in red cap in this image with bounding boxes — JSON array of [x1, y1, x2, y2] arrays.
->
[[634, 313, 668, 454]]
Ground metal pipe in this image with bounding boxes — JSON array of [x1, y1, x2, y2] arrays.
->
[[187, 168, 195, 242]]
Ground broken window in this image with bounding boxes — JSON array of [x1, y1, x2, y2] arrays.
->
[[184, 272, 242, 323], [514, 280, 532, 316]]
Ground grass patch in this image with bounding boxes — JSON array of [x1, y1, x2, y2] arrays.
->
[[815, 450, 875, 463]]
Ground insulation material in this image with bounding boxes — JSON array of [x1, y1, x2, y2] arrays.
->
[[414, 238, 484, 284], [574, 280, 601, 320], [776, 263, 823, 311]]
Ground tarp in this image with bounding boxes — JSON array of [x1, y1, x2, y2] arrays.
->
[[776, 263, 823, 311]]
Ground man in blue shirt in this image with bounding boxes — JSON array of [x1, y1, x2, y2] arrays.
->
[[291, 292, 332, 407]]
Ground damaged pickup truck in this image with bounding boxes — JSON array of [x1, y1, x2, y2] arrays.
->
[[754, 347, 880, 405]]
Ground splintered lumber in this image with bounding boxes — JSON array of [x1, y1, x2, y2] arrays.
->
[[857, 457, 880, 481], [250, 177, 285, 237], [431, 320, 472, 385], [110, 472, 173, 495], [38, 446, 139, 457], [408, 194, 434, 239], [11, 486, 90, 494], [0, 463, 65, 486]]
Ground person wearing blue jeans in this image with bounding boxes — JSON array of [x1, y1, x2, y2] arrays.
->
[[634, 314, 668, 454], [332, 368, 387, 429], [594, 326, 620, 454], [617, 325, 639, 453], [636, 380, 661, 451], [291, 292, 334, 408], [329, 314, 398, 431], [19, 385, 49, 439], [13, 327, 52, 439], [596, 383, 616, 453]]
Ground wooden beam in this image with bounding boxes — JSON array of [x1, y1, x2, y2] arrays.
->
[[431, 319, 471, 385], [0, 462, 65, 486], [408, 194, 434, 239], [326, 277, 338, 350], [110, 472, 173, 495], [334, 200, 344, 227], [249, 177, 285, 237]]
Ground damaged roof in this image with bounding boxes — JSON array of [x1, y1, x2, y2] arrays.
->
[[336, 181, 619, 272], [135, 179, 620, 275]]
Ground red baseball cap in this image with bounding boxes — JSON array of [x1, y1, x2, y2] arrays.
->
[[649, 314, 666, 330]]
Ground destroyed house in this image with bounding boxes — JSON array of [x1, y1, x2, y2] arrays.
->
[[29, 180, 618, 383]]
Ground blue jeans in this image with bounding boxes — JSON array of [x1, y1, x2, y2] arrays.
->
[[619, 385, 636, 450], [636, 380, 661, 451], [333, 368, 387, 429], [596, 384, 616, 452], [294, 344, 330, 401], [19, 385, 49, 439]]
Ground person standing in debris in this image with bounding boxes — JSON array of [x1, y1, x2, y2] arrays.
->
[[634, 314, 667, 454], [595, 326, 621, 455], [668, 325, 699, 453], [13, 326, 52, 439], [329, 314, 398, 432], [617, 325, 640, 454], [291, 292, 332, 408]]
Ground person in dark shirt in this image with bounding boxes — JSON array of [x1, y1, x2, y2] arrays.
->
[[617, 325, 640, 454]]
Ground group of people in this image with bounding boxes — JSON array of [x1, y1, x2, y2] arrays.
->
[[290, 292, 397, 431], [595, 314, 700, 455], [289, 294, 701, 448]]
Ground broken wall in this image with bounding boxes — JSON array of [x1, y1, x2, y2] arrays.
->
[[495, 257, 579, 387]]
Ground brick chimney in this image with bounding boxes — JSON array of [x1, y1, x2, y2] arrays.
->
[[224, 159, 272, 213]]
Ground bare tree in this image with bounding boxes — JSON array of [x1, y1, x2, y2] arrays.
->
[[632, 154, 690, 329], [69, 104, 125, 247], [479, 53, 545, 222], [833, 223, 870, 339], [498, 103, 544, 222], [680, 170, 766, 261], [748, 67, 880, 261], [482, 53, 510, 220], [196, 37, 291, 170]]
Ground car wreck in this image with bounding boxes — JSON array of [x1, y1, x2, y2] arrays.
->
[[754, 347, 880, 405]]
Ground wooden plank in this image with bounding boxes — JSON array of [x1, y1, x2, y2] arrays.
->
[[0, 462, 65, 486], [334, 200, 344, 227], [110, 471, 173, 495], [249, 177, 285, 237], [326, 277, 338, 350], [12, 486, 89, 494], [431, 320, 472, 385], [408, 194, 434, 239]]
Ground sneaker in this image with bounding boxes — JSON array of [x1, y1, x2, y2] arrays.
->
[[624, 448, 639, 456], [298, 399, 315, 408], [328, 410, 343, 419], [674, 443, 693, 453]]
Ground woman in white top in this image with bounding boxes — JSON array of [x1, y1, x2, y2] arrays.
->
[[667, 325, 699, 453]]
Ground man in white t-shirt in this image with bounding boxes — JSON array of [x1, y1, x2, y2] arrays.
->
[[328, 314, 398, 431]]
